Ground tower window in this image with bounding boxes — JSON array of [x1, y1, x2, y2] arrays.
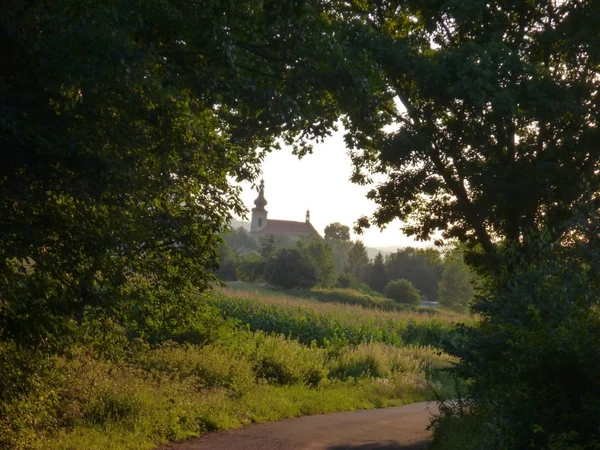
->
[[258, 218, 263, 227]]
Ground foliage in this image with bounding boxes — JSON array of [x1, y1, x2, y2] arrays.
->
[[335, 272, 357, 289], [366, 252, 388, 293], [431, 232, 600, 450], [0, 0, 342, 350], [211, 288, 464, 349], [216, 241, 238, 282], [297, 239, 336, 288], [344, 240, 370, 282], [221, 228, 258, 253], [314, 0, 600, 270], [265, 248, 318, 290], [236, 251, 265, 283], [437, 257, 475, 313], [385, 248, 443, 301], [0, 288, 460, 449], [259, 235, 279, 259], [384, 280, 422, 306], [324, 223, 351, 242]]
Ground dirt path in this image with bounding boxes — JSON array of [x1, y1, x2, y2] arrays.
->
[[159, 401, 437, 450]]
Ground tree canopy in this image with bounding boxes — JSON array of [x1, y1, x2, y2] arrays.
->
[[0, 0, 339, 346], [324, 223, 351, 242], [312, 0, 600, 270]]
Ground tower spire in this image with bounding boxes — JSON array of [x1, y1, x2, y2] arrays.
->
[[305, 208, 310, 223], [252, 179, 267, 212]]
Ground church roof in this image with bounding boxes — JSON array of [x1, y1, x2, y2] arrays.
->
[[251, 219, 320, 237]]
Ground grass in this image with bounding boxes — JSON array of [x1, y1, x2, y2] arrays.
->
[[2, 286, 467, 450], [210, 287, 469, 349], [225, 282, 438, 311]]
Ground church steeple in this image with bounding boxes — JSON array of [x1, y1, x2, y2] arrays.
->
[[252, 179, 268, 212], [305, 209, 310, 223], [250, 179, 268, 232]]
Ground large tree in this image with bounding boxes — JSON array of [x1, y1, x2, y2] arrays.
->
[[385, 248, 442, 301], [344, 240, 370, 282], [324, 222, 351, 242], [437, 257, 475, 313], [366, 252, 388, 293], [306, 3, 600, 447], [297, 239, 336, 288], [0, 0, 338, 346], [319, 0, 600, 270]]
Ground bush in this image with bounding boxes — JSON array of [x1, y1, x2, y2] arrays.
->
[[384, 279, 421, 306], [141, 342, 256, 394], [335, 273, 356, 288], [250, 333, 328, 386], [432, 240, 600, 450], [265, 248, 318, 289]]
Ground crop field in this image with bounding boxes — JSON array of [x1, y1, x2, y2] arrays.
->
[[210, 286, 469, 349]]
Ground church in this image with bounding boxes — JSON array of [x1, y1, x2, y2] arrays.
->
[[249, 180, 321, 240]]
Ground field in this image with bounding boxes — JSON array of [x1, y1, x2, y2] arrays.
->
[[3, 285, 468, 450]]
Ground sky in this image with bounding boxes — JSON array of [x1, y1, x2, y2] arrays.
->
[[235, 130, 431, 249]]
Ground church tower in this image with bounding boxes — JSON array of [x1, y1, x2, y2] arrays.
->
[[250, 179, 268, 232]]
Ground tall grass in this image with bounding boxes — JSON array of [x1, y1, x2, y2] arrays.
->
[[225, 282, 433, 311], [209, 288, 468, 349], [4, 330, 456, 450], [2, 286, 467, 450]]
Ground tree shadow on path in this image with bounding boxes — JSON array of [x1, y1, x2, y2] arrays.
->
[[327, 440, 429, 450]]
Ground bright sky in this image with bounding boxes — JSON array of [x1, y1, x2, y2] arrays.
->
[[236, 130, 431, 249]]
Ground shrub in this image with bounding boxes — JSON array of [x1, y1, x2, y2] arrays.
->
[[141, 342, 256, 394], [384, 279, 421, 306], [265, 248, 318, 289], [329, 343, 456, 381], [0, 343, 60, 450], [335, 273, 356, 288], [432, 240, 600, 450], [251, 334, 328, 386]]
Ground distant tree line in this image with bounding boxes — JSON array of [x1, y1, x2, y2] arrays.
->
[[216, 223, 475, 311]]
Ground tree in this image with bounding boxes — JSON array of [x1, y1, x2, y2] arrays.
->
[[259, 235, 278, 260], [304, 1, 600, 272], [384, 279, 421, 306], [335, 273, 356, 289], [0, 0, 340, 347], [366, 252, 388, 293], [297, 239, 336, 288], [437, 258, 475, 313], [311, 4, 600, 447], [236, 251, 264, 283], [344, 240, 370, 282], [324, 222, 351, 242], [265, 248, 318, 289], [221, 227, 258, 253], [216, 242, 238, 282], [385, 248, 442, 301]]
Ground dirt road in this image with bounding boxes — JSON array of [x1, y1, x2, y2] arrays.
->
[[160, 401, 437, 450]]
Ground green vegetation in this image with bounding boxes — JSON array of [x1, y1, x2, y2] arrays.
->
[[213, 287, 467, 349], [218, 228, 476, 310], [437, 257, 475, 313], [4, 1, 600, 450], [1, 289, 459, 450], [265, 248, 318, 289], [384, 279, 422, 306]]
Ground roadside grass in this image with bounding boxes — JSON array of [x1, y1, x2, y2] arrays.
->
[[2, 287, 466, 450], [8, 330, 456, 450]]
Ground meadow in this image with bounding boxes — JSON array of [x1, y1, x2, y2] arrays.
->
[[2, 285, 467, 450], [213, 285, 468, 349]]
